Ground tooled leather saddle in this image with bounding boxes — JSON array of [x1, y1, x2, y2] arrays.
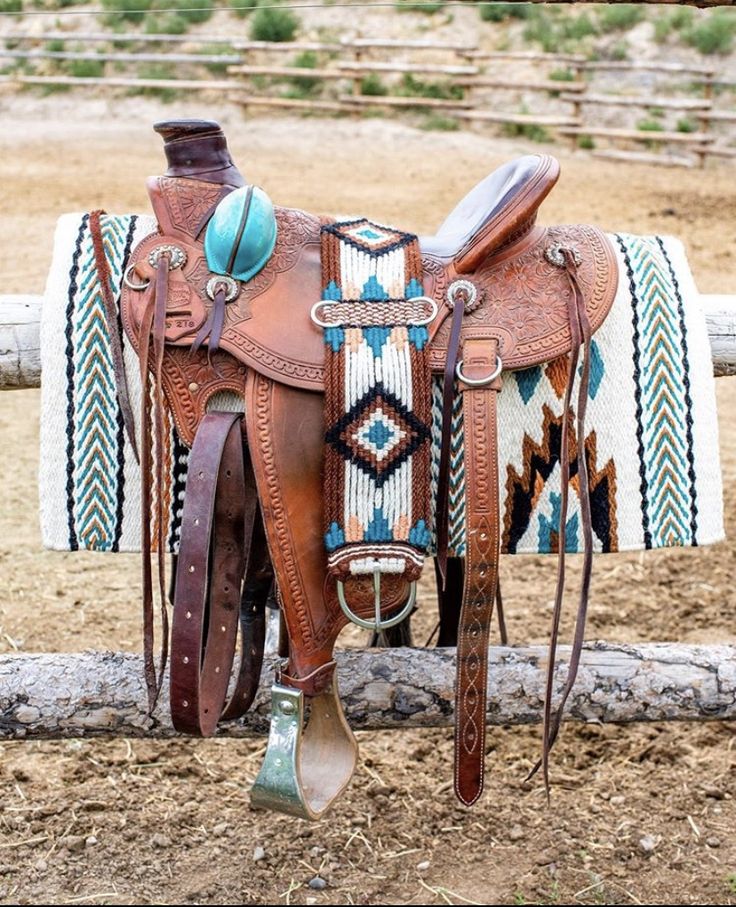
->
[[104, 119, 617, 819]]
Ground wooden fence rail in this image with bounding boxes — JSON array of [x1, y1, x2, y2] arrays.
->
[[2, 643, 735, 740], [2, 294, 735, 391], [1, 33, 734, 165]]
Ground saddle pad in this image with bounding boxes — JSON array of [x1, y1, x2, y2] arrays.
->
[[39, 213, 724, 555]]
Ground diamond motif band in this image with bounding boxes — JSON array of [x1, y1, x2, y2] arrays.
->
[[318, 218, 433, 581]]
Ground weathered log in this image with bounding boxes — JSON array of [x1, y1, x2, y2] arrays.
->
[[701, 294, 736, 377], [1, 643, 734, 740], [0, 296, 41, 389], [1, 294, 735, 390]]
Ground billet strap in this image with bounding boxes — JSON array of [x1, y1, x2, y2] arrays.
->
[[221, 509, 273, 721], [170, 410, 268, 735], [317, 219, 434, 583], [454, 337, 502, 807], [250, 675, 358, 820]]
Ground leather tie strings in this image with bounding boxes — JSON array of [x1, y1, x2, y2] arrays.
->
[[435, 294, 467, 588], [138, 254, 172, 712], [527, 248, 594, 794]]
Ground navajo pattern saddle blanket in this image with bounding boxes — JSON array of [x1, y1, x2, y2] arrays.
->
[[40, 214, 724, 557]]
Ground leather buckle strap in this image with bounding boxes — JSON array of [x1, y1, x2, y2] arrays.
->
[[170, 411, 247, 736], [454, 337, 502, 807]]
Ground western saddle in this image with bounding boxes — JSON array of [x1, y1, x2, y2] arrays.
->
[[101, 119, 617, 819]]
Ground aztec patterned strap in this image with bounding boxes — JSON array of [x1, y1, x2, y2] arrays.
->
[[316, 219, 435, 581]]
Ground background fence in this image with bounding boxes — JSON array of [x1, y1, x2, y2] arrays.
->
[[1, 32, 734, 166]]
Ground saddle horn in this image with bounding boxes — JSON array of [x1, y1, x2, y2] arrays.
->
[[153, 119, 246, 188]]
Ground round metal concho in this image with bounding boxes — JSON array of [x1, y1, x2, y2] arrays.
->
[[544, 244, 582, 269], [446, 278, 481, 313], [148, 244, 187, 271], [206, 275, 240, 302], [456, 354, 503, 387]]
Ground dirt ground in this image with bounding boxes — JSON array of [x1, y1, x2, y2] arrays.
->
[[0, 96, 735, 906]]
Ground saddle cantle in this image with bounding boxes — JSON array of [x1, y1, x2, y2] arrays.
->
[[114, 119, 618, 819]]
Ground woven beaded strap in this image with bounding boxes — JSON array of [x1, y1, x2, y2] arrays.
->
[[315, 219, 436, 582]]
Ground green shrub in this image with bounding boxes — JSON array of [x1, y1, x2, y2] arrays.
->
[[503, 121, 550, 143], [101, 0, 152, 25], [200, 43, 235, 75], [420, 113, 459, 131], [609, 41, 630, 61], [67, 57, 105, 78], [177, 0, 214, 25], [144, 12, 189, 34], [654, 7, 695, 43], [399, 72, 463, 100], [133, 62, 179, 101], [637, 118, 664, 132], [522, 8, 598, 54], [548, 68, 576, 83], [250, 5, 299, 42], [597, 4, 644, 33], [561, 12, 598, 42], [683, 10, 736, 55], [229, 0, 259, 17], [676, 118, 697, 133], [502, 108, 550, 143], [522, 10, 558, 53], [288, 50, 321, 95], [478, 2, 534, 23], [360, 73, 387, 96], [46, 39, 65, 52], [577, 135, 595, 150], [0, 0, 22, 12]]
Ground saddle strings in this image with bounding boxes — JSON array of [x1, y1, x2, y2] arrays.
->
[[138, 254, 172, 712], [527, 248, 594, 793], [434, 293, 466, 588]]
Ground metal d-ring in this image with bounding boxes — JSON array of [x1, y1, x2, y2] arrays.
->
[[310, 299, 336, 329], [456, 354, 503, 387], [337, 568, 417, 632], [123, 263, 150, 291], [406, 295, 439, 326]]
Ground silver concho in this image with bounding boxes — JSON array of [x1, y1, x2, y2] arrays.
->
[[446, 278, 481, 313], [148, 244, 187, 270], [544, 244, 582, 269], [206, 275, 240, 302]]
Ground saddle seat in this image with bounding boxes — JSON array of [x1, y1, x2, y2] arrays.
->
[[419, 154, 559, 268]]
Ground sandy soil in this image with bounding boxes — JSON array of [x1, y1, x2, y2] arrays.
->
[[0, 97, 734, 905]]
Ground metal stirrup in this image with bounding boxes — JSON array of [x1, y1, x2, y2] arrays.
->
[[337, 567, 416, 632]]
